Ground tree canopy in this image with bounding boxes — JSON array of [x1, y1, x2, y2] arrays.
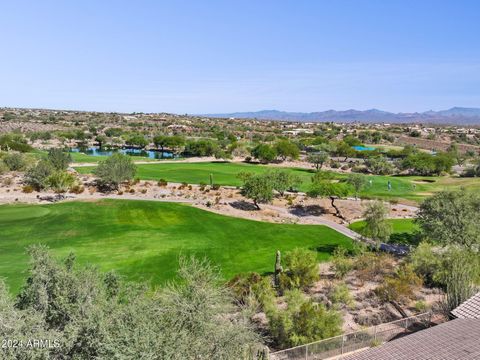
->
[[416, 189, 480, 250]]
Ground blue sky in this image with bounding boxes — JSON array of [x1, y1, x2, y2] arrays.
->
[[1, 0, 479, 113]]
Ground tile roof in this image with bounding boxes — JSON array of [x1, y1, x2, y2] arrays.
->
[[341, 319, 480, 360], [451, 292, 480, 319]]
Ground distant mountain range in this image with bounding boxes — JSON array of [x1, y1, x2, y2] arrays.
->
[[204, 107, 480, 125]]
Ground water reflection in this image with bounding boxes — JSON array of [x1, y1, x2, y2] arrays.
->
[[70, 146, 175, 159]]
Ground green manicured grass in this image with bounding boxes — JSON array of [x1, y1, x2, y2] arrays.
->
[[349, 218, 418, 235], [75, 161, 480, 202], [0, 199, 353, 293], [70, 151, 110, 163], [349, 218, 421, 246]]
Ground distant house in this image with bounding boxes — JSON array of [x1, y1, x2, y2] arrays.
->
[[282, 128, 314, 136]]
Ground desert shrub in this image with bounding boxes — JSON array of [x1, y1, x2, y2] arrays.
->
[[331, 247, 353, 279], [7, 247, 260, 359], [95, 153, 136, 190], [409, 241, 442, 286], [141, 189, 147, 194], [211, 183, 221, 190], [0, 161, 8, 175], [22, 185, 34, 193], [228, 272, 263, 305], [375, 264, 422, 304], [69, 185, 85, 194], [267, 289, 342, 348], [279, 248, 319, 291], [330, 160, 340, 168], [329, 283, 354, 308], [47, 148, 72, 170], [227, 273, 275, 311], [354, 252, 395, 282], [3, 153, 26, 171], [157, 179, 168, 187], [434, 248, 480, 314], [24, 160, 54, 190], [2, 177, 13, 186], [45, 171, 76, 193], [414, 300, 428, 312], [0, 133, 32, 152]]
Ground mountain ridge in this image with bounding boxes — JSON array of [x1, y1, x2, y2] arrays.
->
[[203, 107, 480, 125]]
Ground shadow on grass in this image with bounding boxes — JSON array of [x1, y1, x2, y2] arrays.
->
[[389, 232, 422, 246]]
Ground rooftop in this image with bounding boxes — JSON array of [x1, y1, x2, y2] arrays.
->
[[451, 291, 480, 319], [341, 319, 480, 360]]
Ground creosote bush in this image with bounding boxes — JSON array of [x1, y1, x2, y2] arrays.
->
[[278, 248, 319, 292], [95, 153, 136, 190], [375, 264, 422, 304], [331, 247, 353, 279], [267, 289, 342, 348]]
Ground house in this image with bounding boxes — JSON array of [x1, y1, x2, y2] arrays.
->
[[451, 292, 480, 319], [341, 318, 480, 360]]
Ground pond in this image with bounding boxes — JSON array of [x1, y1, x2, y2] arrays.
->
[[352, 145, 376, 151], [70, 146, 176, 159]]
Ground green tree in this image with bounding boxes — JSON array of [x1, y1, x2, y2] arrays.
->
[[416, 190, 480, 250], [346, 173, 367, 199], [184, 139, 218, 157], [335, 141, 356, 161], [307, 151, 329, 171], [274, 139, 300, 161], [240, 173, 274, 209], [153, 134, 168, 151], [95, 153, 136, 190], [47, 148, 72, 170], [365, 156, 395, 175], [125, 133, 148, 148], [251, 144, 277, 163], [267, 170, 301, 196], [307, 171, 350, 219], [401, 152, 454, 175], [362, 201, 392, 244], [167, 135, 186, 154], [95, 135, 108, 148]]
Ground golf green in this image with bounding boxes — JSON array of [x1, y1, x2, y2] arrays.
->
[[0, 199, 353, 293], [75, 161, 480, 202], [349, 218, 418, 235]]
